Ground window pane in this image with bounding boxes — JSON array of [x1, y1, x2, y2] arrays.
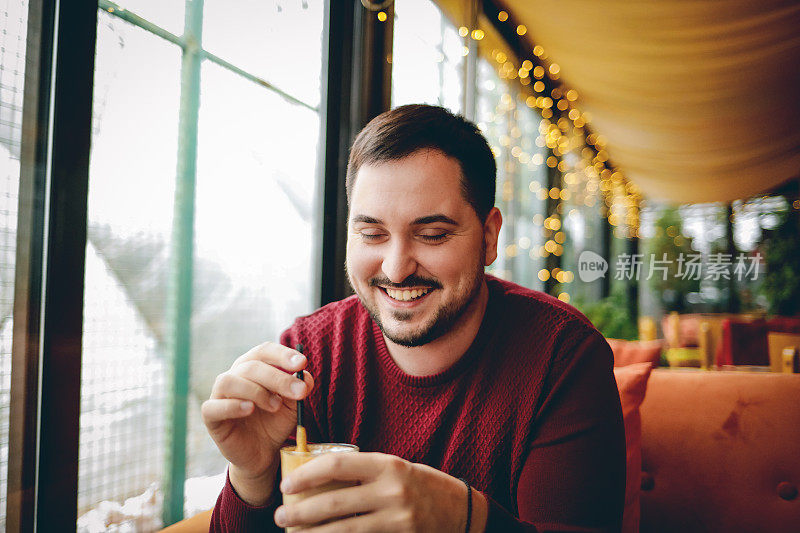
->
[[0, 0, 28, 529], [78, 9, 181, 529], [201, 0, 324, 108], [186, 58, 320, 491], [392, 0, 464, 113], [477, 59, 547, 289]]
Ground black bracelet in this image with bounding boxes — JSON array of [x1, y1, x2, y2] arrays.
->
[[458, 478, 472, 533]]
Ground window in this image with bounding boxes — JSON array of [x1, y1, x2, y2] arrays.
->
[[76, 1, 325, 528], [477, 59, 548, 289], [391, 0, 465, 113]]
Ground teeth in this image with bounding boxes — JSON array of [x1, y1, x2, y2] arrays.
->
[[385, 287, 430, 301]]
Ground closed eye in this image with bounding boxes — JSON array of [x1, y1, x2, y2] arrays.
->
[[419, 233, 449, 242]]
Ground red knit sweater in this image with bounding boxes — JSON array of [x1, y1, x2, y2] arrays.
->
[[211, 275, 625, 532]]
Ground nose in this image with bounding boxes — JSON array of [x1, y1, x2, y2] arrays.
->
[[381, 238, 418, 283]]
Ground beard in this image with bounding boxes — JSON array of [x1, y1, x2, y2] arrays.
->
[[346, 246, 486, 348]]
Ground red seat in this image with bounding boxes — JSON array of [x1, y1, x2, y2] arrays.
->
[[716, 319, 768, 367], [766, 316, 800, 334]]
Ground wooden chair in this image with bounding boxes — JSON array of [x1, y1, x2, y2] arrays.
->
[[767, 332, 800, 373]]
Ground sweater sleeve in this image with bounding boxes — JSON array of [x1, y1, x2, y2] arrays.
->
[[484, 329, 626, 533], [209, 470, 282, 532]]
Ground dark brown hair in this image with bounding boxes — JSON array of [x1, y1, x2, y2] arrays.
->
[[346, 104, 496, 221]]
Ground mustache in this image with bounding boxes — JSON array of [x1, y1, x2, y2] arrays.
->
[[369, 275, 442, 290]]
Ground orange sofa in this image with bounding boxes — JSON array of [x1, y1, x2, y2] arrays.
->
[[639, 369, 800, 532]]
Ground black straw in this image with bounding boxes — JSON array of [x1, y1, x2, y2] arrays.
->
[[295, 343, 304, 428]]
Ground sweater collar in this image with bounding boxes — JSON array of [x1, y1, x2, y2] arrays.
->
[[370, 276, 501, 388]]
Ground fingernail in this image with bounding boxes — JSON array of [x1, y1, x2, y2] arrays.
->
[[291, 353, 305, 367], [268, 395, 282, 410], [280, 479, 293, 493], [274, 507, 286, 526], [291, 381, 305, 397]]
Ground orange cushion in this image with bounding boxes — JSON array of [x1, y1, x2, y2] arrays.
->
[[608, 339, 663, 367], [614, 362, 654, 533]]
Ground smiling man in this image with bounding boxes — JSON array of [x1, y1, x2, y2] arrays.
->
[[205, 104, 625, 532]]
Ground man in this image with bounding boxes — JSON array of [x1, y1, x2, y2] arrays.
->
[[204, 104, 625, 532]]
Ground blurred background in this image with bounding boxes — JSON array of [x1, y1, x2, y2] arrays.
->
[[2, 0, 799, 531]]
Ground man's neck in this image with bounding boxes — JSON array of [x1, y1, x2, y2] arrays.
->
[[382, 280, 490, 377]]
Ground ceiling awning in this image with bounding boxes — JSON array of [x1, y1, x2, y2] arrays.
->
[[495, 0, 800, 203]]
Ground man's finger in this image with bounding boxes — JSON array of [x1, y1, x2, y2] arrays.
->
[[208, 372, 279, 412], [201, 398, 254, 425], [299, 509, 403, 533], [235, 341, 307, 372], [281, 452, 384, 494], [221, 361, 313, 402], [275, 484, 379, 528]]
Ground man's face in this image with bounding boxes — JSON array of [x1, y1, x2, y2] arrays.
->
[[346, 149, 499, 347]]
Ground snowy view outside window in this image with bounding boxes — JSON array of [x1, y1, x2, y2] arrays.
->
[[0, 1, 324, 530]]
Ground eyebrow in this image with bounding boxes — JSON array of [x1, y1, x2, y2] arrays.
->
[[351, 214, 459, 226]]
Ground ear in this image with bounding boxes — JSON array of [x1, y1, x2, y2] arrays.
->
[[482, 207, 503, 266]]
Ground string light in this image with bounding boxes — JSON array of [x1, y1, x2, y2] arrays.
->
[[483, 17, 644, 274]]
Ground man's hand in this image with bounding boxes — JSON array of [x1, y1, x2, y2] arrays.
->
[[273, 452, 488, 532], [201, 342, 315, 506]]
